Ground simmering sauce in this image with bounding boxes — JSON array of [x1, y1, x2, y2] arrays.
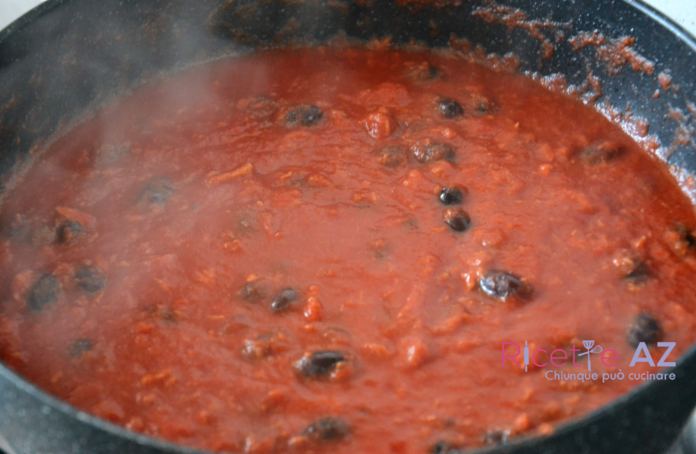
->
[[1, 46, 696, 454]]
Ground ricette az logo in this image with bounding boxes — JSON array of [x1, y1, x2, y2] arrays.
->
[[502, 339, 677, 382]]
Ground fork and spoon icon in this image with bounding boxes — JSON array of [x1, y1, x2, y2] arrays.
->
[[578, 340, 603, 371]]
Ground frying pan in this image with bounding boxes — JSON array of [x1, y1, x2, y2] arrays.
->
[[1, 0, 696, 453]]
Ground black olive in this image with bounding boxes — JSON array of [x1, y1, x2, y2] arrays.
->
[[675, 223, 696, 248], [26, 274, 60, 311], [620, 257, 650, 285], [74, 266, 107, 294], [443, 208, 471, 232], [160, 307, 178, 322], [627, 313, 663, 348], [56, 220, 85, 245], [474, 96, 494, 113], [666, 223, 696, 256], [70, 338, 94, 357], [484, 428, 510, 445], [412, 142, 455, 164], [479, 270, 530, 302], [285, 105, 323, 128], [407, 62, 440, 82], [426, 65, 440, 80], [577, 141, 623, 164], [437, 98, 464, 118], [240, 281, 265, 303], [270, 287, 297, 312], [295, 351, 345, 378], [431, 441, 458, 454], [439, 187, 465, 205], [375, 145, 407, 168], [138, 177, 175, 207], [304, 417, 350, 441]]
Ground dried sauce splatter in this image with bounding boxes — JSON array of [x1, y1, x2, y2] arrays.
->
[[570, 31, 655, 75], [472, 0, 571, 59]]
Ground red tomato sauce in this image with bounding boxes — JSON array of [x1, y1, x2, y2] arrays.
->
[[1, 46, 696, 454]]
